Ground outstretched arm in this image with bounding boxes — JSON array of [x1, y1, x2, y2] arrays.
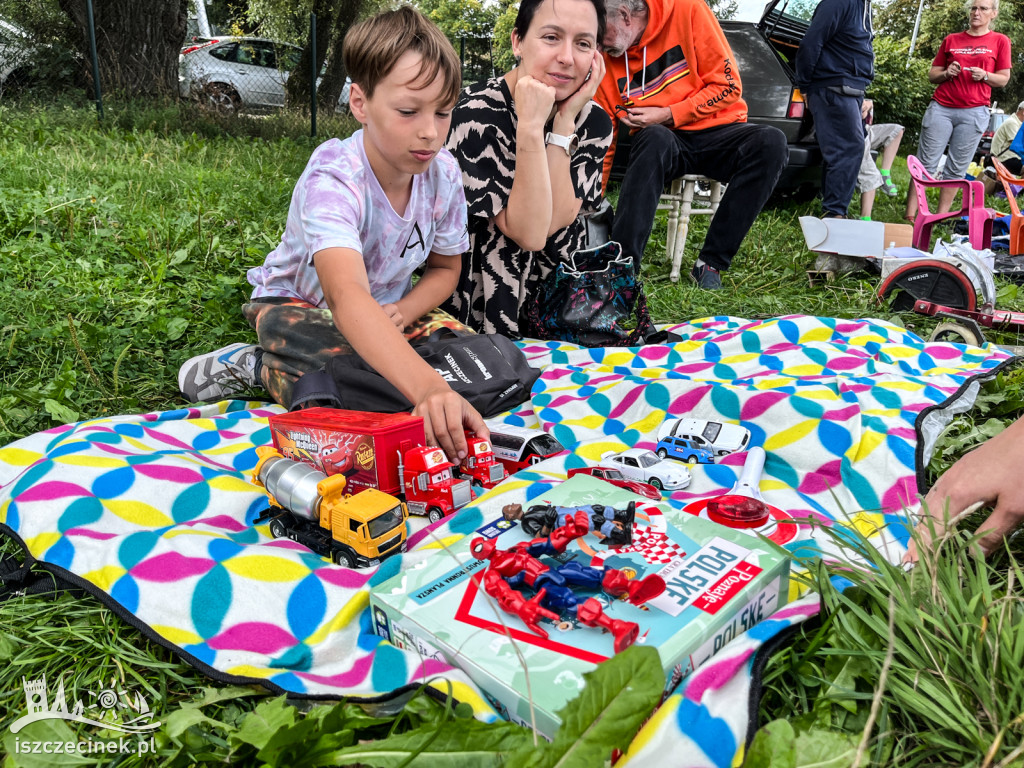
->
[[906, 415, 1024, 560], [314, 247, 487, 460]]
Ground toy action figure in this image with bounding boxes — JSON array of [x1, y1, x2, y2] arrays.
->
[[471, 513, 664, 653], [502, 501, 636, 546]]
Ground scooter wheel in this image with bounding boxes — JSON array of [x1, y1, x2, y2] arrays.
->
[[930, 321, 983, 347], [878, 260, 977, 312]]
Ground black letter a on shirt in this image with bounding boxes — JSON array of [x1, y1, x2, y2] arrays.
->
[[402, 222, 425, 258]]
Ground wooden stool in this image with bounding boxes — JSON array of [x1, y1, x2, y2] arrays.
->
[[657, 175, 724, 282]]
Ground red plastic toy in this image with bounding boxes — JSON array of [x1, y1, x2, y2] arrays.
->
[[268, 408, 473, 523], [470, 515, 665, 653]]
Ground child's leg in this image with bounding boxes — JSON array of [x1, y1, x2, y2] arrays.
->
[[243, 298, 354, 407], [404, 308, 475, 344], [243, 300, 475, 407]]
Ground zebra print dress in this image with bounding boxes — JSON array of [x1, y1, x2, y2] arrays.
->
[[442, 77, 613, 338]]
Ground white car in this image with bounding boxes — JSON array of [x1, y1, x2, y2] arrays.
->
[[601, 449, 691, 491], [179, 37, 349, 114], [0, 17, 38, 93], [656, 418, 751, 457]]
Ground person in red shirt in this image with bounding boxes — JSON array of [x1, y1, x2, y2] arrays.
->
[[905, 0, 1011, 220]]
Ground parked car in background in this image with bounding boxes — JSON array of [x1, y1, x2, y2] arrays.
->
[[976, 107, 1008, 163], [566, 465, 662, 500], [0, 16, 79, 97], [608, 0, 823, 198], [601, 449, 691, 491], [179, 37, 349, 114]]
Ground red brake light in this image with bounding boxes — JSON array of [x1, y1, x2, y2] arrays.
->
[[181, 39, 219, 56], [787, 88, 805, 119]]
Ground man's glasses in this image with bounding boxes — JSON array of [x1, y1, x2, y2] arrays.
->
[[970, 6, 992, 11]]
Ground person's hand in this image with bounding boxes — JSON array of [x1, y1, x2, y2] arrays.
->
[[967, 66, 989, 82], [861, 98, 873, 121], [557, 52, 605, 123], [381, 303, 404, 329], [904, 418, 1024, 562], [412, 387, 489, 462], [946, 61, 962, 80], [617, 105, 673, 130], [513, 75, 557, 132]]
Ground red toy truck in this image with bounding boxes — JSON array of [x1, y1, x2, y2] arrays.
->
[[268, 408, 473, 523], [459, 434, 508, 490]]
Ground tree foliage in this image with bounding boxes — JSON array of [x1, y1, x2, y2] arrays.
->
[[414, 0, 502, 83]]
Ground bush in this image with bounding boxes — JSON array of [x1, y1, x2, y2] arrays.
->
[[869, 37, 933, 146]]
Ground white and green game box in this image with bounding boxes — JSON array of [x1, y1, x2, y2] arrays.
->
[[369, 474, 791, 737]]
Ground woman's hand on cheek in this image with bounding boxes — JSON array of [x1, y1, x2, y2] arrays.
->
[[514, 75, 557, 131], [559, 52, 604, 121]]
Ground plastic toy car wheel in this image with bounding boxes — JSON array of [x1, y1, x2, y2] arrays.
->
[[649, 477, 663, 490], [656, 448, 668, 459], [333, 549, 354, 568], [687, 456, 699, 465], [269, 519, 286, 539], [427, 508, 443, 523]]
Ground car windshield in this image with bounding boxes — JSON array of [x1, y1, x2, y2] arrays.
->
[[528, 434, 563, 455], [637, 452, 660, 468], [702, 422, 722, 442], [367, 505, 405, 539]]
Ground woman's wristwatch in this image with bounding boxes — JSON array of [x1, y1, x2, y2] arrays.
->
[[545, 132, 580, 156]]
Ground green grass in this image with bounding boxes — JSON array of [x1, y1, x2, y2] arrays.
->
[[2, 100, 1024, 766]]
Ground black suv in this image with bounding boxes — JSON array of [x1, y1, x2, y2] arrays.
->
[[609, 0, 821, 197]]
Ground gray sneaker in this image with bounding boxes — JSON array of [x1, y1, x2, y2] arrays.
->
[[178, 343, 259, 402], [690, 262, 723, 290]]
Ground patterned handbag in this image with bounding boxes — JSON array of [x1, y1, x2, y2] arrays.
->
[[522, 241, 659, 347]]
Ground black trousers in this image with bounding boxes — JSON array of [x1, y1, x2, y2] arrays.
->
[[806, 88, 864, 217], [611, 121, 788, 273]]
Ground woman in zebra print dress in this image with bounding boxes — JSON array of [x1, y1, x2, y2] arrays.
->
[[442, 0, 614, 337]]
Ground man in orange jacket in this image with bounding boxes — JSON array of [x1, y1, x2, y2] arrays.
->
[[595, 0, 788, 289]]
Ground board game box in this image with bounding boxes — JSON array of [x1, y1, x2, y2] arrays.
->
[[369, 474, 791, 736]]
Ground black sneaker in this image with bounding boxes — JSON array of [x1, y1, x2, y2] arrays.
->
[[690, 262, 722, 290]]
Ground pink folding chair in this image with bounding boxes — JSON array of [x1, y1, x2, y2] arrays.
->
[[906, 154, 1000, 251]]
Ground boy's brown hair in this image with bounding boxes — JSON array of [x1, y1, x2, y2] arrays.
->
[[342, 6, 462, 108]]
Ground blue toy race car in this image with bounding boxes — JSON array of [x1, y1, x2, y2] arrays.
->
[[655, 435, 715, 465]]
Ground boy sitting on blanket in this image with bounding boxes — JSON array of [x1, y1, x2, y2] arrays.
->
[[177, 7, 487, 461]]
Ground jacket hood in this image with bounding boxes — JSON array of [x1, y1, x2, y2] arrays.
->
[[636, 0, 673, 50]]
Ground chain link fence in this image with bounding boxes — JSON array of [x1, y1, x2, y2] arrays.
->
[[1, 4, 495, 139]]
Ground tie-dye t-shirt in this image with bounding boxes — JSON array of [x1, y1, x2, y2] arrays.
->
[[247, 130, 469, 306]]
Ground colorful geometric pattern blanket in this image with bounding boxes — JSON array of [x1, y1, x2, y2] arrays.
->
[[0, 316, 1012, 767]]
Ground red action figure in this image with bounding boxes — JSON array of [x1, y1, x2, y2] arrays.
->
[[470, 514, 665, 653]]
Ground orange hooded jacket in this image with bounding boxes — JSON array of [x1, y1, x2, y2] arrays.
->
[[594, 0, 748, 188]]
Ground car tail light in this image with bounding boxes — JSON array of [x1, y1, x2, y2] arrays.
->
[[181, 39, 219, 56], [787, 88, 805, 119]]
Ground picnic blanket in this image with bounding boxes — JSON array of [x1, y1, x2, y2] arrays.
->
[[0, 315, 1013, 767]]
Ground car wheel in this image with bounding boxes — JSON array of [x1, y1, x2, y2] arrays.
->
[[332, 549, 354, 568], [269, 519, 287, 539], [657, 448, 668, 459], [427, 508, 443, 524], [687, 456, 699, 465], [649, 477, 663, 490], [203, 83, 240, 115]]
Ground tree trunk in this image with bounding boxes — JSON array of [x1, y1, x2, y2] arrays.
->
[[316, 0, 363, 114], [285, 0, 338, 110], [58, 0, 188, 98]]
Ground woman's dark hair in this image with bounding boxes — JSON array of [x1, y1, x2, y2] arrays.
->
[[513, 0, 607, 51]]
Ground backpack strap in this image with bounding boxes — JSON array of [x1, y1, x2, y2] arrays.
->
[[288, 369, 343, 411]]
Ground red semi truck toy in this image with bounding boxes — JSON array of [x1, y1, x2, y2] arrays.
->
[[460, 434, 508, 490], [268, 408, 474, 523]]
